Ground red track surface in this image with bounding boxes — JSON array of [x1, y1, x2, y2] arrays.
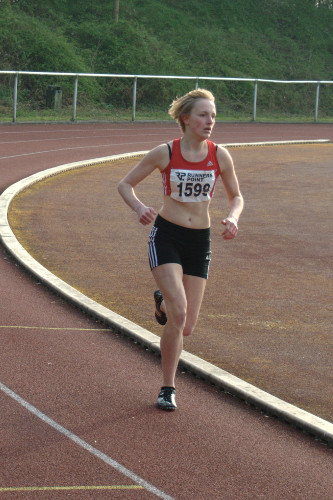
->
[[1, 122, 333, 499]]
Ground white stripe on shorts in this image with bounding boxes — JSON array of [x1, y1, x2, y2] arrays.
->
[[148, 226, 158, 269]]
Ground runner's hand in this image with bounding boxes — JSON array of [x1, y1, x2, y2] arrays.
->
[[222, 216, 238, 240], [137, 205, 157, 225]]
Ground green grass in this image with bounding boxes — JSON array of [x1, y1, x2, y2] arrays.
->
[[1, 103, 331, 124]]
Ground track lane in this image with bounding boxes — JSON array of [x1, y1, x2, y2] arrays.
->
[[1, 122, 332, 499]]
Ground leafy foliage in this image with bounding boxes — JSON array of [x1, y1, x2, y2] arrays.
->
[[0, 0, 332, 114]]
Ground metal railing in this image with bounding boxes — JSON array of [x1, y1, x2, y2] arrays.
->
[[1, 70, 332, 122]]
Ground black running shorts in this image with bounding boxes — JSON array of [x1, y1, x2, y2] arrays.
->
[[148, 215, 211, 279]]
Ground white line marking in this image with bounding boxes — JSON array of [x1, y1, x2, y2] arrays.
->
[[0, 325, 109, 331], [0, 139, 329, 162], [223, 139, 330, 147], [0, 126, 177, 137], [0, 485, 144, 492], [0, 382, 175, 500], [0, 131, 176, 146], [0, 141, 157, 161]]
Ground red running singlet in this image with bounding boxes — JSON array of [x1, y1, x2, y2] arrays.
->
[[161, 138, 221, 203]]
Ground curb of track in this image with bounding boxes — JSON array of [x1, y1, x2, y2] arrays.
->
[[1, 139, 332, 447]]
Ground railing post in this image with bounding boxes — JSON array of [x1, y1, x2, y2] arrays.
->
[[72, 75, 78, 122], [13, 73, 18, 123], [253, 80, 258, 122], [315, 81, 320, 122], [195, 78, 199, 90], [132, 76, 137, 121]]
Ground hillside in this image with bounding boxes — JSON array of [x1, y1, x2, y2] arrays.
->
[[0, 0, 332, 118]]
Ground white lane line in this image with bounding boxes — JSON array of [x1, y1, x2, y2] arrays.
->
[[0, 125, 177, 136], [1, 138, 329, 162], [0, 141, 157, 161], [0, 485, 144, 492], [0, 325, 109, 331], [0, 134, 313, 146], [0, 382, 175, 500], [0, 132, 175, 146]]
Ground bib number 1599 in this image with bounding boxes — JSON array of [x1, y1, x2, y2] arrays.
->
[[176, 182, 210, 197]]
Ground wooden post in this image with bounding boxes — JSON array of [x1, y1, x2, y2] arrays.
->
[[113, 0, 119, 23]]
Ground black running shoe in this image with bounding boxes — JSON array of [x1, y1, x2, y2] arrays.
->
[[154, 290, 167, 325], [157, 387, 177, 410]]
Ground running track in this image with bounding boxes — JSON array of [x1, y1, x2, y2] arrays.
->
[[0, 122, 332, 499]]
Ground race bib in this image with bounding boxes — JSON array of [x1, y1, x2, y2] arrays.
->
[[170, 169, 216, 202]]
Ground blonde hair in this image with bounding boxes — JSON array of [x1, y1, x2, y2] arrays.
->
[[168, 88, 215, 133]]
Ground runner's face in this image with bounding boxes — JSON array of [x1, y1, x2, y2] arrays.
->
[[183, 99, 216, 138]]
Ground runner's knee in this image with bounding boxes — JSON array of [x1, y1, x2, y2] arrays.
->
[[173, 310, 187, 332], [166, 304, 186, 333]]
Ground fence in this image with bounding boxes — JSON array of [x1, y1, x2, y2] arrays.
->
[[0, 70, 332, 123]]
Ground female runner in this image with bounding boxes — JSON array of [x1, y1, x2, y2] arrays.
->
[[118, 89, 244, 410]]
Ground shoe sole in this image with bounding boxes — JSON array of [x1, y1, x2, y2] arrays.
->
[[157, 403, 177, 411]]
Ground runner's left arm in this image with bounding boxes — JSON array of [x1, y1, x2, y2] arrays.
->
[[217, 146, 244, 239]]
